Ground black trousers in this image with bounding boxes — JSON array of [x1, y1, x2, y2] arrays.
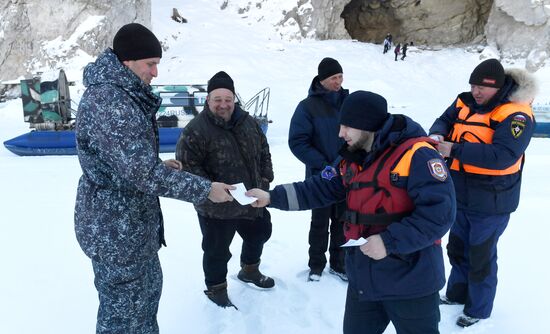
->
[[343, 287, 440, 334], [308, 202, 346, 272], [198, 210, 272, 286]]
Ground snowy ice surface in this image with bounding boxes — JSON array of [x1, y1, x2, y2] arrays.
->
[[1, 0, 549, 333]]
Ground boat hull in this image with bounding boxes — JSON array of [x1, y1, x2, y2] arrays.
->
[[3, 127, 185, 156]]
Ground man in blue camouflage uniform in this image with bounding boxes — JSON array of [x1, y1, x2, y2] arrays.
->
[[74, 23, 234, 333]]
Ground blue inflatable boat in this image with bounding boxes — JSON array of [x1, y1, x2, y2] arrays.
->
[[3, 127, 186, 156]]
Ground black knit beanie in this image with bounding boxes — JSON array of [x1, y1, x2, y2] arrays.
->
[[469, 59, 505, 88], [340, 91, 389, 132], [113, 23, 162, 61], [318, 57, 343, 81], [207, 71, 235, 94]]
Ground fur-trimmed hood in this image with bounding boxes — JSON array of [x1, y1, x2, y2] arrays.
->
[[457, 67, 539, 114], [506, 68, 538, 104]]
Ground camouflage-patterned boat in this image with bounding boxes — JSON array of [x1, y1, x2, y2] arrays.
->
[[3, 70, 271, 156]]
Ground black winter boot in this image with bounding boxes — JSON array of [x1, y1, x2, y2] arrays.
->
[[440, 295, 462, 305], [456, 313, 480, 327], [204, 282, 238, 310], [329, 267, 348, 282], [237, 261, 275, 289], [308, 267, 323, 282]]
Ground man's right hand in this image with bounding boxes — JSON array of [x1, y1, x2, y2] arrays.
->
[[245, 188, 270, 207], [436, 140, 454, 158], [208, 182, 235, 203], [429, 134, 444, 142]]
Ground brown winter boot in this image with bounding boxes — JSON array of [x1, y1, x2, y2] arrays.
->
[[204, 281, 237, 310], [237, 261, 275, 289]]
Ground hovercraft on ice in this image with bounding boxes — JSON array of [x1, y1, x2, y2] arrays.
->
[[3, 70, 271, 156]]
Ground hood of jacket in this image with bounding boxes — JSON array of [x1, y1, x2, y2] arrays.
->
[[82, 48, 161, 117], [458, 67, 538, 114]]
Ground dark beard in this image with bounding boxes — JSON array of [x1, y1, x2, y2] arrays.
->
[[338, 143, 366, 164], [349, 132, 373, 152]]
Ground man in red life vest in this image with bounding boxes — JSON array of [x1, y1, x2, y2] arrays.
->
[[429, 59, 537, 327], [248, 91, 456, 334]]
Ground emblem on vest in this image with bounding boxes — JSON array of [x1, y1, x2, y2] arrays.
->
[[511, 114, 527, 139], [427, 159, 448, 181], [321, 165, 338, 180]]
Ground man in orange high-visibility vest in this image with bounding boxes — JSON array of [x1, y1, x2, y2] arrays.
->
[[429, 58, 537, 328]]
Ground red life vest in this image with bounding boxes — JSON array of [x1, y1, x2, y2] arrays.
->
[[340, 137, 437, 241]]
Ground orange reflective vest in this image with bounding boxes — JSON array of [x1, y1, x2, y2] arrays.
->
[[447, 99, 534, 175]]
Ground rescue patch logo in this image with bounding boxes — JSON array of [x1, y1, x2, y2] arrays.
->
[[321, 166, 338, 180], [427, 159, 448, 181], [511, 114, 527, 138]]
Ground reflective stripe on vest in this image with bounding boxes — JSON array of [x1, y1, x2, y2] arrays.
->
[[448, 99, 534, 175], [340, 137, 437, 240]]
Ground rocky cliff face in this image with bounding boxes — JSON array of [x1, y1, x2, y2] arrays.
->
[[486, 0, 550, 71], [341, 0, 492, 45], [2, 0, 549, 81], [306, 0, 350, 39], [227, 0, 550, 70], [0, 0, 151, 81]]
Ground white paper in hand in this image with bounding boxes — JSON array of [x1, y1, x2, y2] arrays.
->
[[229, 182, 257, 205], [340, 237, 368, 247]]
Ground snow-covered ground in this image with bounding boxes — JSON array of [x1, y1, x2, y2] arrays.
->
[[1, 0, 549, 333]]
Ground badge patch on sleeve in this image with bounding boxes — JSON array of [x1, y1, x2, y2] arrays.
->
[[427, 159, 448, 181], [321, 166, 338, 180], [511, 115, 527, 138]]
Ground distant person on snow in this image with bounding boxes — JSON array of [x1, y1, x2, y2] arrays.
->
[[383, 36, 391, 54], [401, 43, 408, 60], [394, 43, 401, 61], [176, 71, 275, 310], [248, 91, 456, 334], [74, 23, 234, 333], [289, 57, 349, 282], [430, 58, 537, 327]]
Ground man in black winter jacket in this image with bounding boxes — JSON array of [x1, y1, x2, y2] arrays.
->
[[288, 57, 349, 282], [176, 71, 275, 309]]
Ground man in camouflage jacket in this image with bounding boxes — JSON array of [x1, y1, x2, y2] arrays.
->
[[75, 23, 232, 333], [176, 71, 274, 309]]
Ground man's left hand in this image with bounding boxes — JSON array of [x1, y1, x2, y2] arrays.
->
[[360, 235, 387, 260], [164, 159, 182, 170]]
